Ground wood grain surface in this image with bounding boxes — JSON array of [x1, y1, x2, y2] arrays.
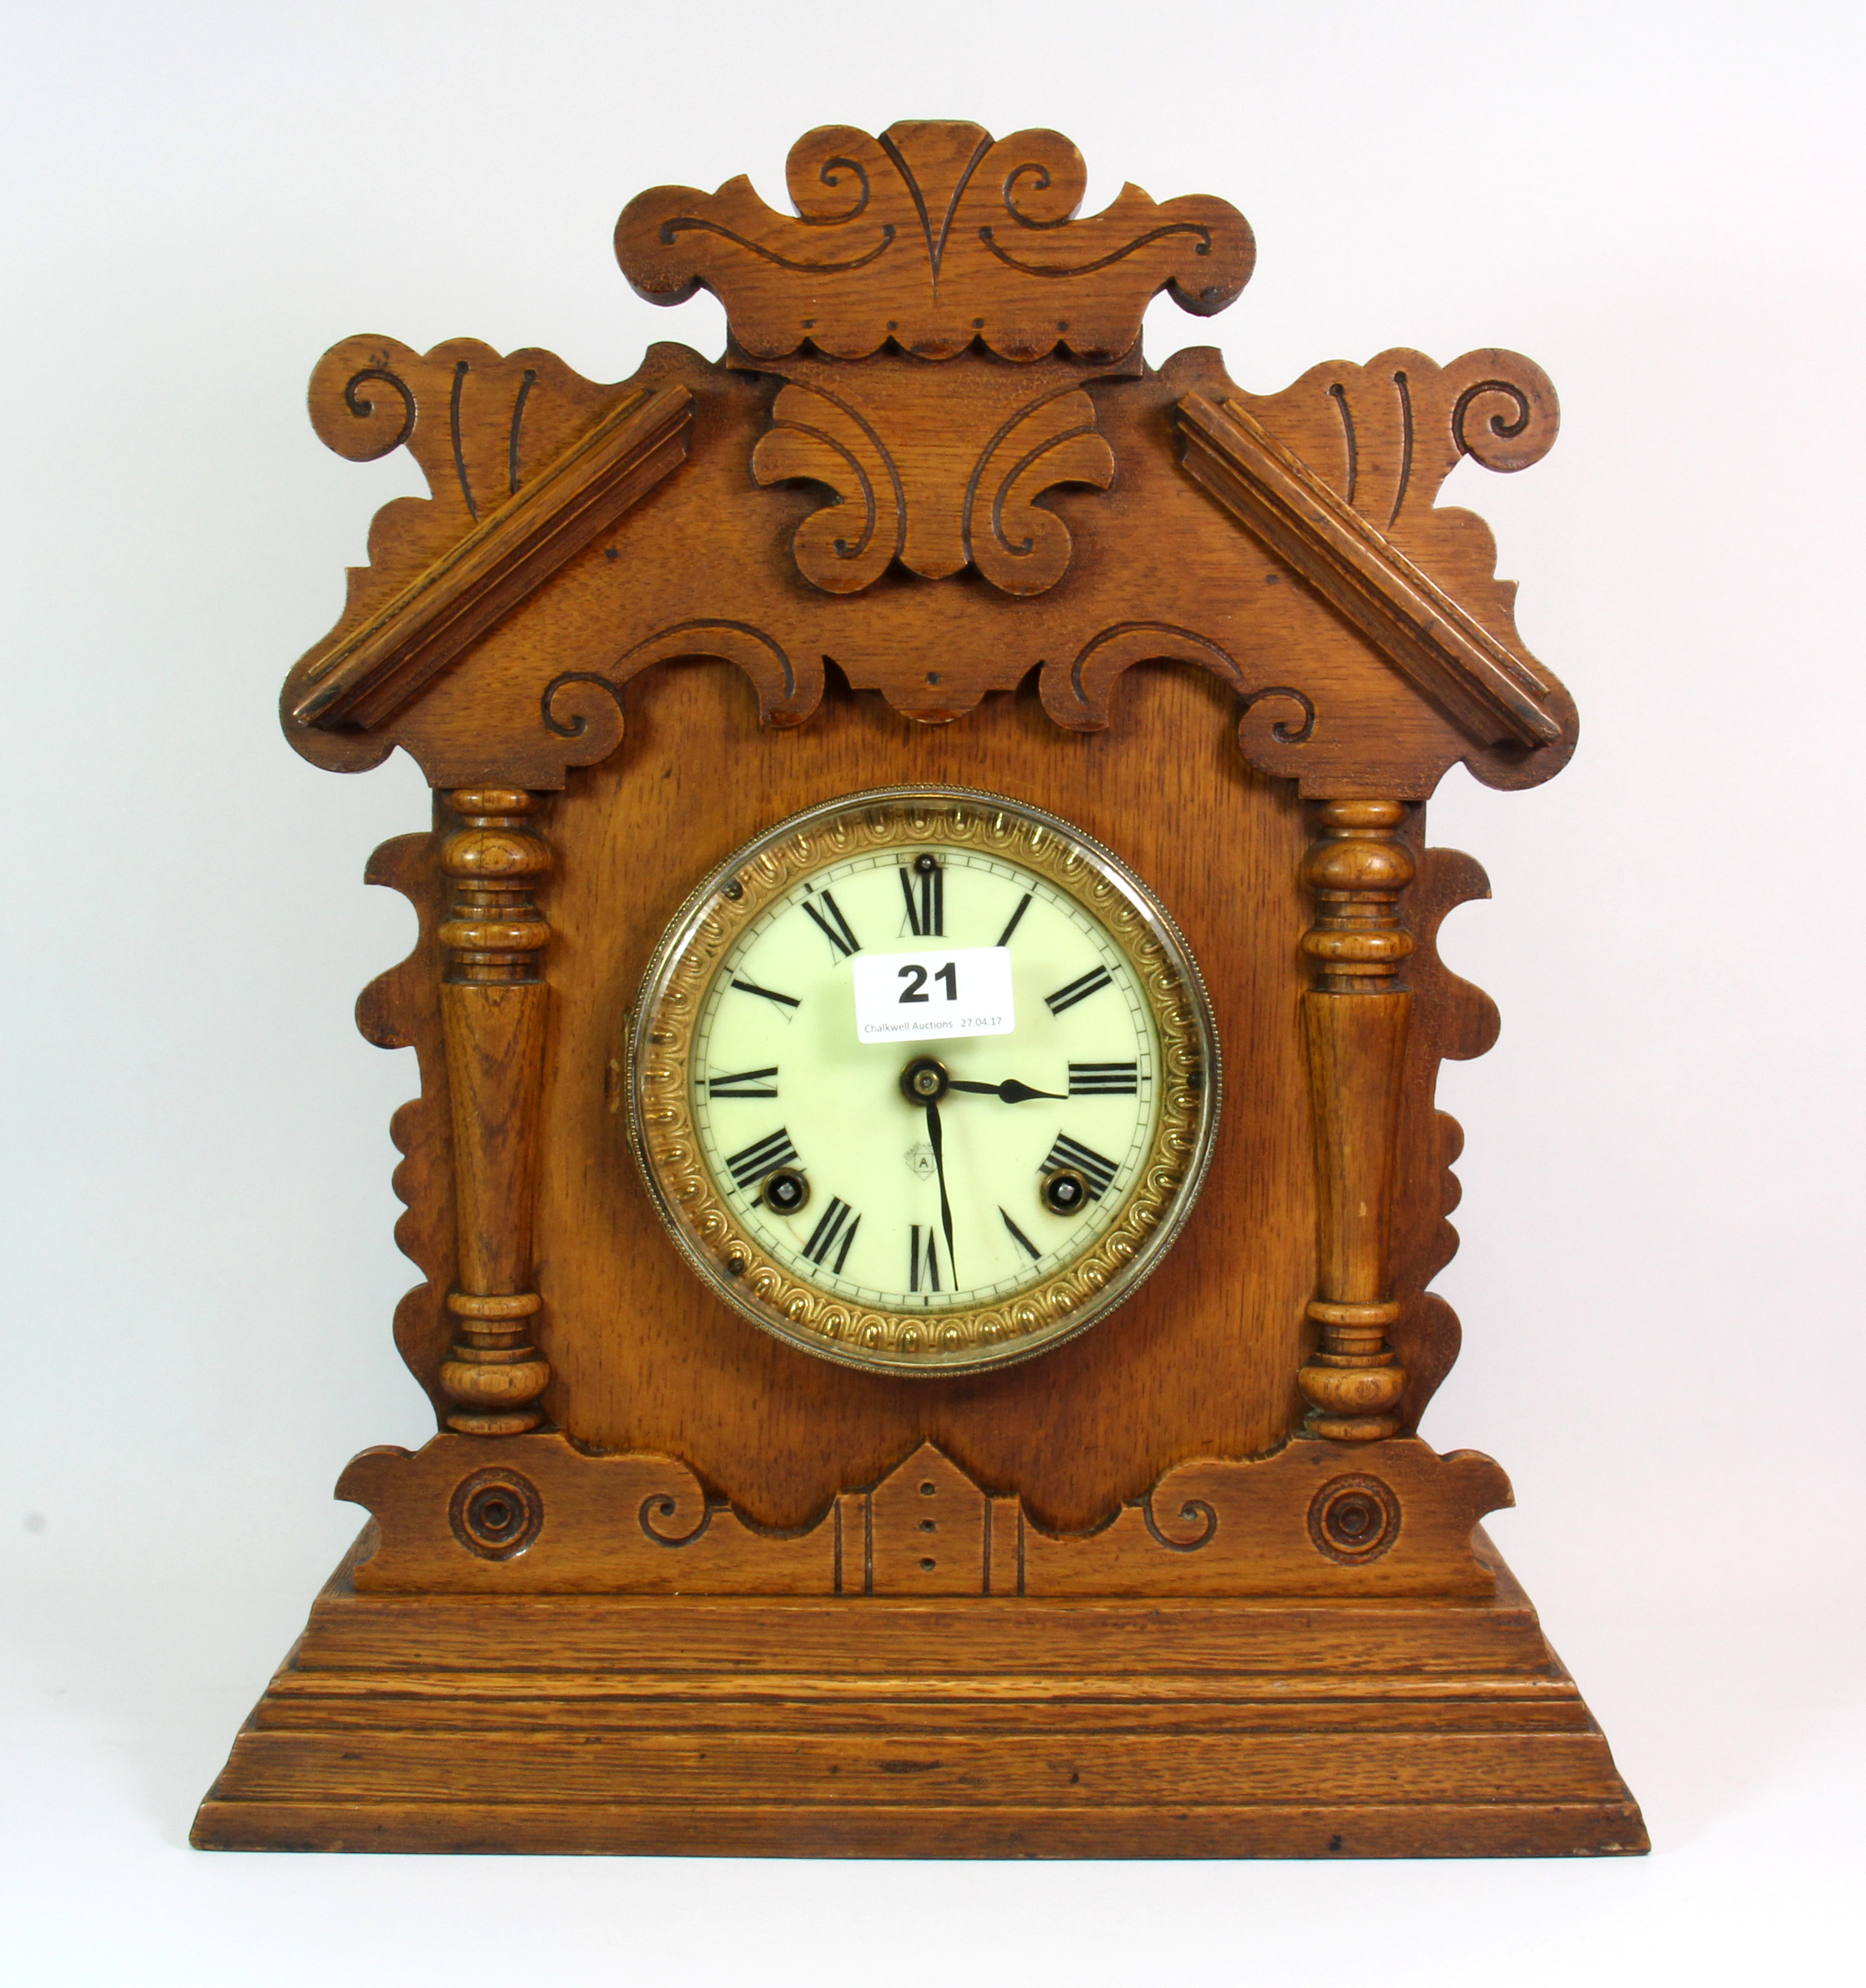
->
[[540, 661, 1313, 1530], [333, 1430, 1512, 1598], [200, 120, 1638, 1861], [614, 120, 1255, 364], [281, 341, 1573, 794], [356, 683, 1495, 1523], [193, 1533, 1648, 1859]]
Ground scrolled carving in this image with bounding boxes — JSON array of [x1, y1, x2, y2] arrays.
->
[[1307, 1474, 1401, 1565], [343, 1433, 1508, 1598], [639, 1491, 714, 1548], [1141, 1494, 1218, 1552], [1238, 685, 1316, 747], [307, 336, 639, 518], [753, 359, 1117, 597], [618, 120, 1254, 362], [965, 387, 1113, 596], [1445, 353, 1558, 474], [996, 135, 1084, 228], [1040, 621, 1245, 730], [333, 358, 417, 461], [1039, 622, 1322, 771], [448, 1467, 544, 1561], [288, 361, 693, 738], [753, 380, 903, 593], [539, 672, 627, 763], [1177, 391, 1561, 751], [609, 619, 821, 728], [786, 131, 878, 225], [1222, 346, 1560, 530]]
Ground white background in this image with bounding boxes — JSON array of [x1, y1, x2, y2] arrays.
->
[[3, 1, 1861, 1979]]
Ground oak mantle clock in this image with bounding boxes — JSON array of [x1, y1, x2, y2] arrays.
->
[[193, 121, 1646, 1859]]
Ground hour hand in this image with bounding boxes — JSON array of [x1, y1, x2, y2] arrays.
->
[[948, 1078, 1066, 1103]]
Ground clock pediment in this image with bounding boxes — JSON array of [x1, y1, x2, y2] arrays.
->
[[279, 124, 1574, 800]]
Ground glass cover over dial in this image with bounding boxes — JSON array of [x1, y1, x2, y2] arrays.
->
[[629, 787, 1221, 1376]]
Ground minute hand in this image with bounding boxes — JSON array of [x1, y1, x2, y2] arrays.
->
[[925, 1099, 957, 1284], [946, 1078, 1066, 1103]]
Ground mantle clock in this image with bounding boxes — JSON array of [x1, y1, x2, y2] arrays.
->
[[194, 121, 1646, 1859]]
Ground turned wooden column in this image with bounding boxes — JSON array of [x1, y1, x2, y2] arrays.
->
[[436, 788, 553, 1436], [1296, 799, 1414, 1442]]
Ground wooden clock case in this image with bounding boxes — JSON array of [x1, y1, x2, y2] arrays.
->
[[194, 121, 1646, 1858]]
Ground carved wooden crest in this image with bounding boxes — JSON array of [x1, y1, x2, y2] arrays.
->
[[281, 119, 1571, 792], [613, 120, 1255, 361]]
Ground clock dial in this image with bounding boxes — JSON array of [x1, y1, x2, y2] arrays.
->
[[631, 788, 1220, 1376]]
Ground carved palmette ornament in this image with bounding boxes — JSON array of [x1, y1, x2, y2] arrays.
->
[[751, 357, 1119, 597]]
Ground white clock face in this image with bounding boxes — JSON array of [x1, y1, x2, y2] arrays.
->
[[693, 847, 1160, 1311], [632, 788, 1220, 1376]]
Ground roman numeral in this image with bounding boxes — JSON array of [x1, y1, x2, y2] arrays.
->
[[1042, 1133, 1119, 1200], [802, 1197, 861, 1273], [1068, 1061, 1139, 1096], [725, 1128, 799, 1195], [730, 976, 800, 1011], [999, 1206, 1042, 1261], [910, 1224, 942, 1293], [1045, 966, 1113, 1015], [994, 892, 1033, 949], [706, 1066, 778, 1099], [800, 889, 861, 959], [899, 859, 944, 938]]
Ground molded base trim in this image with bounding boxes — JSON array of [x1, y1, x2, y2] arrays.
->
[[193, 1531, 1646, 1860]]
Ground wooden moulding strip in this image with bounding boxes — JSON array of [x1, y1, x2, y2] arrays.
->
[[290, 381, 694, 731], [290, 1594, 1558, 1677], [1175, 391, 1561, 750], [257, 1666, 1585, 1704], [191, 1796, 1649, 1859], [208, 1727, 1632, 1808], [243, 1697, 1597, 1740]]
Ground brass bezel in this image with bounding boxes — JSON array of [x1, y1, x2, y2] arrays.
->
[[628, 785, 1221, 1376]]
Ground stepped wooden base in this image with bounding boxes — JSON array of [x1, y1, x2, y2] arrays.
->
[[194, 1529, 1645, 1858]]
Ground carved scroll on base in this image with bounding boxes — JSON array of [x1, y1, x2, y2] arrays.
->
[[337, 1432, 1510, 1599]]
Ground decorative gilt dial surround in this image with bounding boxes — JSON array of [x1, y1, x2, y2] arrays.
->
[[629, 786, 1220, 1375]]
